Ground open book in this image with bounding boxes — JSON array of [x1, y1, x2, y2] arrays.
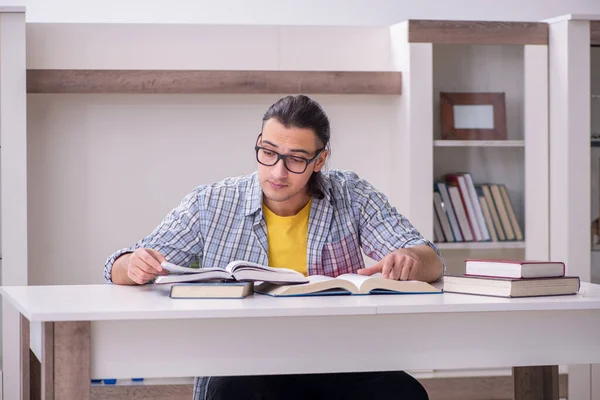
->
[[255, 273, 441, 296], [154, 260, 309, 285]]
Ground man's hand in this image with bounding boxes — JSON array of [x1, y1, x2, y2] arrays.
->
[[127, 248, 168, 284], [112, 248, 169, 285], [357, 245, 443, 282], [357, 248, 421, 281]]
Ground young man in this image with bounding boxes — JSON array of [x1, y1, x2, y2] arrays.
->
[[105, 95, 444, 400]]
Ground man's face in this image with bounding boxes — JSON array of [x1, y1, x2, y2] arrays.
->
[[257, 118, 326, 205]]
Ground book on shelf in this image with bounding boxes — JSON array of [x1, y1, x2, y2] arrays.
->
[[166, 281, 254, 299], [255, 273, 442, 297], [433, 174, 522, 243], [434, 182, 462, 241], [465, 259, 565, 279], [442, 274, 580, 298], [155, 260, 309, 285]]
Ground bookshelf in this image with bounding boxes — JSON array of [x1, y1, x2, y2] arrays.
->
[[391, 21, 549, 276], [433, 140, 524, 148], [435, 241, 526, 251]]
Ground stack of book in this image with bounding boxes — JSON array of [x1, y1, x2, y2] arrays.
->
[[155, 261, 442, 299], [433, 172, 522, 243], [443, 259, 580, 298]]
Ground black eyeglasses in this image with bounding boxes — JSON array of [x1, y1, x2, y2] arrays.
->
[[254, 135, 324, 174]]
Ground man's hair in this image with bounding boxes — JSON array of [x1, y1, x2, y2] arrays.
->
[[262, 95, 331, 199]]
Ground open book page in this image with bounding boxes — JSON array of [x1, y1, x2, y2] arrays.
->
[[226, 260, 308, 284], [336, 273, 381, 290], [225, 260, 301, 275], [337, 273, 441, 294], [154, 269, 233, 284], [159, 260, 307, 284], [161, 261, 216, 274], [255, 275, 356, 296]]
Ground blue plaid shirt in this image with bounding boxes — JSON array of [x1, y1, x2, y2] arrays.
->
[[104, 169, 443, 398]]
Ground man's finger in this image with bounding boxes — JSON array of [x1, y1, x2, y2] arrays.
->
[[133, 257, 162, 276], [357, 263, 383, 276], [400, 260, 412, 281], [388, 261, 401, 280], [382, 258, 394, 279], [128, 268, 145, 285], [148, 248, 166, 264], [139, 250, 164, 273]]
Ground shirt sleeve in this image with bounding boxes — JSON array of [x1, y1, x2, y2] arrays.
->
[[350, 177, 446, 274], [104, 188, 205, 283]]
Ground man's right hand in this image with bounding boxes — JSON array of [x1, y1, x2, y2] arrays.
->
[[126, 248, 168, 284], [112, 248, 168, 285]]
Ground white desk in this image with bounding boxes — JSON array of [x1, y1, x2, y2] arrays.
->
[[3, 282, 600, 400]]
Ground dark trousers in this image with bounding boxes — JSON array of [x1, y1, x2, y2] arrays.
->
[[206, 371, 429, 400]]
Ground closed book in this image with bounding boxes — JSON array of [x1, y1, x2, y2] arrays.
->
[[465, 259, 565, 278], [443, 275, 580, 298], [168, 282, 254, 299]]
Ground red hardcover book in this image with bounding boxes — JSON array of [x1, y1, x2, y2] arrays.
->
[[445, 174, 481, 241]]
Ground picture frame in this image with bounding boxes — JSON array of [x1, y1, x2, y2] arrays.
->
[[440, 92, 507, 140]]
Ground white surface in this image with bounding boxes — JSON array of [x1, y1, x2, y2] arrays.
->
[[26, 24, 391, 71], [0, 12, 27, 400], [88, 307, 600, 379], [11, 0, 600, 24], [433, 140, 525, 147], [524, 44, 549, 261], [2, 282, 600, 322], [549, 19, 591, 281], [545, 13, 600, 23], [389, 22, 434, 236]]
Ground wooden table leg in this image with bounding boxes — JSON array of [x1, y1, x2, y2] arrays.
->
[[513, 366, 559, 400], [20, 314, 30, 400], [54, 321, 90, 400], [41, 322, 55, 400]]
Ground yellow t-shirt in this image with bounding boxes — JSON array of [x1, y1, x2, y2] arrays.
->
[[263, 198, 312, 276]]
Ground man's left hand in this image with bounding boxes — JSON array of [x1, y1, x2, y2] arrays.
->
[[357, 248, 422, 280]]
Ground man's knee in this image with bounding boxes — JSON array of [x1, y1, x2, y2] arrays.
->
[[399, 372, 429, 400], [205, 376, 252, 400], [205, 375, 286, 400]]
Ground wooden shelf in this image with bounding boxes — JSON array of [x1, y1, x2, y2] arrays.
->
[[592, 21, 600, 46], [434, 140, 524, 148], [407, 20, 548, 45], [435, 241, 526, 250], [26, 69, 402, 95]]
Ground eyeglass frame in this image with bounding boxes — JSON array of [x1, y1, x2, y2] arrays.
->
[[254, 133, 325, 174]]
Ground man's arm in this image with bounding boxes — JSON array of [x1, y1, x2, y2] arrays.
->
[[111, 253, 136, 285], [110, 248, 168, 285], [349, 176, 446, 282], [104, 188, 204, 285]]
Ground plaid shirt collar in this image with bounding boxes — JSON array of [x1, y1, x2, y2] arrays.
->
[[243, 171, 332, 217]]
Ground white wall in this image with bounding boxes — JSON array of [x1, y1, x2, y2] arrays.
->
[[8, 0, 600, 24], [591, 46, 600, 285], [25, 24, 398, 285]]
